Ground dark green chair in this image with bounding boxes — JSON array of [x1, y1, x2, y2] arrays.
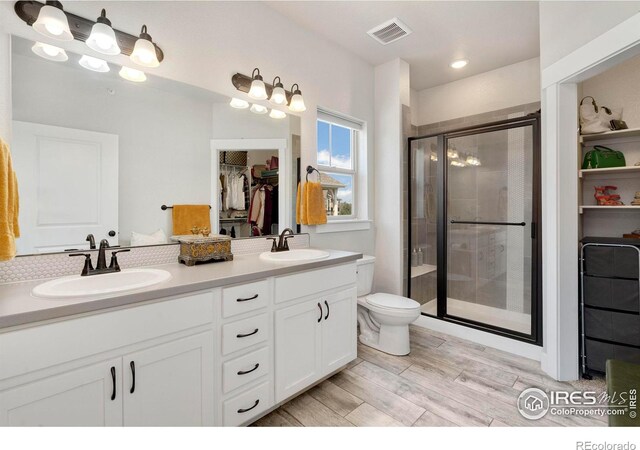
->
[[606, 359, 640, 427]]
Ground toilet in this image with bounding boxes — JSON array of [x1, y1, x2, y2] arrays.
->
[[356, 255, 421, 356]]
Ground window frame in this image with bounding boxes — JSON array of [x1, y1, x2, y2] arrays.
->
[[316, 119, 358, 220]]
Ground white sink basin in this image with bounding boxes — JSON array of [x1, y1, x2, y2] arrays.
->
[[32, 268, 172, 299], [259, 249, 330, 263]]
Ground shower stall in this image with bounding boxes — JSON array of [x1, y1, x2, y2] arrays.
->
[[408, 114, 541, 344]]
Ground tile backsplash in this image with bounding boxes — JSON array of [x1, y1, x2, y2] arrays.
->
[[0, 234, 310, 284]]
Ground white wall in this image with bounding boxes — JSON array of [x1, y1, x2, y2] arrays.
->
[[539, 1, 640, 69], [12, 52, 214, 244], [415, 58, 540, 125], [0, 1, 375, 255]]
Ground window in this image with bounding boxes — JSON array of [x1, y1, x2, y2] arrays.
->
[[317, 111, 361, 219]]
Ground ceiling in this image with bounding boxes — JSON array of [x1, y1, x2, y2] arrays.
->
[[266, 1, 540, 91]]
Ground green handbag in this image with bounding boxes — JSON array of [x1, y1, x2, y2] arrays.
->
[[582, 145, 626, 169]]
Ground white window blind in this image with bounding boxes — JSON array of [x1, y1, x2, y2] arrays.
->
[[317, 109, 363, 131]]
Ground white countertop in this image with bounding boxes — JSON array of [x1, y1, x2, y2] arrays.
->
[[0, 249, 361, 330]]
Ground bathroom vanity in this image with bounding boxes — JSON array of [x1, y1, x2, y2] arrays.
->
[[0, 250, 360, 426]]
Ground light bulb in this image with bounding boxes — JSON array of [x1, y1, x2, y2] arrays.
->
[[269, 109, 286, 119], [229, 98, 249, 109], [119, 66, 146, 82], [288, 84, 306, 112], [269, 76, 287, 105], [450, 59, 468, 69], [86, 10, 120, 56], [248, 68, 267, 100], [130, 25, 160, 67], [32, 42, 68, 62], [430, 152, 438, 162], [79, 55, 110, 72], [250, 104, 268, 114], [32, 2, 73, 41], [447, 148, 458, 159]]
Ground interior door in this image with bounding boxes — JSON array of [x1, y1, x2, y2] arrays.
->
[[274, 300, 322, 402], [122, 332, 214, 426], [321, 288, 357, 375], [11, 121, 119, 254], [0, 359, 122, 426]]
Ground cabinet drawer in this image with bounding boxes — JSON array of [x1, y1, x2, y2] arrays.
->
[[222, 314, 269, 356], [223, 381, 271, 426], [0, 291, 214, 381], [275, 263, 356, 304], [584, 308, 640, 346], [585, 338, 640, 373], [584, 245, 639, 279], [222, 346, 269, 394], [222, 280, 270, 318], [583, 276, 639, 313]]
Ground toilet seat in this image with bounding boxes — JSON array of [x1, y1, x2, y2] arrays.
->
[[365, 293, 420, 310]]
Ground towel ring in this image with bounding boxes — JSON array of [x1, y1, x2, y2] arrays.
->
[[305, 166, 320, 182]]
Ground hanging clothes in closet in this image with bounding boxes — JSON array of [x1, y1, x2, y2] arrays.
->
[[248, 182, 278, 235], [219, 167, 247, 212]]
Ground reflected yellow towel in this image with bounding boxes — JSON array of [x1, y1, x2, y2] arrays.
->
[[296, 182, 307, 225], [172, 204, 211, 235], [304, 182, 327, 225], [0, 138, 20, 261]]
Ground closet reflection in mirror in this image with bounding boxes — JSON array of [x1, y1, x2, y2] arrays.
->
[[10, 36, 299, 255]]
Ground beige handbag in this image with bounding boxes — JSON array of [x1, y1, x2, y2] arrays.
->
[[579, 96, 622, 135]]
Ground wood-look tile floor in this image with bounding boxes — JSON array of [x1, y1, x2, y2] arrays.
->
[[252, 325, 607, 427]]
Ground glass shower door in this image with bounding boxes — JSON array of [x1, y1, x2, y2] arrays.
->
[[444, 121, 537, 336]]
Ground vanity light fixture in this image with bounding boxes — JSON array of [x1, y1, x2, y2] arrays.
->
[[86, 9, 120, 55], [119, 66, 146, 82], [79, 55, 110, 73], [269, 109, 287, 119], [130, 25, 160, 67], [450, 59, 468, 69], [248, 68, 268, 100], [250, 104, 268, 115], [450, 159, 466, 167], [31, 41, 68, 62], [32, 1, 73, 41], [447, 147, 459, 159], [430, 152, 438, 162], [465, 154, 481, 166], [288, 83, 306, 112], [229, 98, 250, 109], [269, 76, 287, 105]]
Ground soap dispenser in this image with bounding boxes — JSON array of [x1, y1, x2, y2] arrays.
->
[[417, 248, 424, 266], [411, 249, 418, 267]]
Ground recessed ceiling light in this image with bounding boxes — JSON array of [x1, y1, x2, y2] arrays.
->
[[450, 59, 468, 69]]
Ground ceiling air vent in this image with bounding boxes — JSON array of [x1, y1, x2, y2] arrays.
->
[[367, 17, 412, 45]]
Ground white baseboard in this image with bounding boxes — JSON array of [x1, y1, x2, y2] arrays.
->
[[413, 315, 543, 362]]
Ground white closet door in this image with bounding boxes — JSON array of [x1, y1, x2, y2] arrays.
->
[[11, 121, 118, 253]]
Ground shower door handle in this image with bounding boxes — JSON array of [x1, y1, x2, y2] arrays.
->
[[450, 220, 526, 227]]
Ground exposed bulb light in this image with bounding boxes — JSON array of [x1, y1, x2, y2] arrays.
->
[[450, 59, 468, 69], [86, 9, 121, 55], [119, 66, 146, 82], [288, 83, 306, 112], [269, 76, 287, 105], [450, 160, 466, 167], [229, 98, 249, 109], [79, 55, 109, 73], [447, 148, 458, 159], [269, 109, 287, 119], [248, 68, 268, 100], [32, 1, 73, 41], [250, 104, 268, 114], [130, 25, 160, 67], [465, 155, 481, 166], [31, 41, 68, 62], [430, 152, 438, 162]]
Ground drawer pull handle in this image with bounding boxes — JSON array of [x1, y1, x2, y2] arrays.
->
[[237, 363, 260, 375], [237, 294, 259, 302], [110, 366, 116, 401], [237, 399, 260, 414], [317, 302, 322, 323], [237, 328, 259, 338], [130, 361, 136, 394], [324, 300, 330, 320]]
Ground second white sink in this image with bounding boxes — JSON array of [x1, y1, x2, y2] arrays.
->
[[259, 249, 330, 263], [32, 268, 172, 299]]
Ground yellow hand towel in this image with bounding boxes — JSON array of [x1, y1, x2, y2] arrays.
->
[[172, 204, 211, 236], [304, 181, 327, 225], [296, 182, 305, 225], [0, 138, 20, 261]]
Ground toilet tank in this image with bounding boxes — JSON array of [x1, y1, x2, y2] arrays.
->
[[356, 255, 376, 297]]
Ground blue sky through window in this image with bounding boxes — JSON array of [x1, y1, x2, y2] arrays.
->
[[317, 121, 352, 169]]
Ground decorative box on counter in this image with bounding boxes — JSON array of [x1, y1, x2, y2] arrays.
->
[[171, 234, 233, 266]]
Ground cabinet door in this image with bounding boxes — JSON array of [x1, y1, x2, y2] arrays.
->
[[123, 332, 214, 426], [0, 359, 122, 426], [321, 287, 357, 375], [275, 300, 322, 402]]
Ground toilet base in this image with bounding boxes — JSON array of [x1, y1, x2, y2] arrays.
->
[[358, 328, 411, 356]]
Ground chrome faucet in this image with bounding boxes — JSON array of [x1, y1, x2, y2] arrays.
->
[[267, 228, 295, 252], [69, 239, 131, 276]]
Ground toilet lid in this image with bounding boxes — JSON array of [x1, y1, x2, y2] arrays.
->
[[366, 293, 420, 310]]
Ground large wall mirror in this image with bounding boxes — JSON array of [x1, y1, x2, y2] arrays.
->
[[10, 36, 300, 256]]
